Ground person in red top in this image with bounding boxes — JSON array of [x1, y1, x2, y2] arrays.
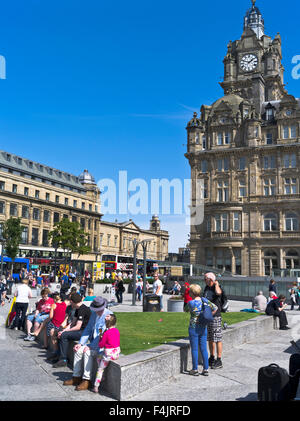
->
[[183, 282, 192, 311], [44, 293, 67, 355], [92, 314, 121, 393], [24, 288, 54, 341]]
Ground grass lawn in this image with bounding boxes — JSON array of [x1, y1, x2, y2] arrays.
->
[[114, 311, 262, 355]]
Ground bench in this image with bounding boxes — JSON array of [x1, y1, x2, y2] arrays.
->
[[33, 314, 274, 400]]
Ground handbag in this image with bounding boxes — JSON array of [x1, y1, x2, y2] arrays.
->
[[197, 298, 214, 326], [219, 284, 229, 312]]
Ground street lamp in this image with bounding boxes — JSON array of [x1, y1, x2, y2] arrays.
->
[[0, 237, 4, 276], [141, 239, 152, 309], [0, 222, 5, 276], [131, 238, 152, 306]]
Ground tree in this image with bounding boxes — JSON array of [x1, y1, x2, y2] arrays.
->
[[48, 218, 90, 274], [1, 217, 23, 276]]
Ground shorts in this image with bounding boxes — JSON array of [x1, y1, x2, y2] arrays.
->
[[27, 313, 49, 325], [46, 321, 62, 337], [207, 316, 223, 343]]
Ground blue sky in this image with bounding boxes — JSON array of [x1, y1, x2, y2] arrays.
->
[[0, 0, 299, 251]]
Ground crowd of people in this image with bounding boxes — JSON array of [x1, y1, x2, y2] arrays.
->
[[1, 270, 120, 393], [1, 268, 299, 383]]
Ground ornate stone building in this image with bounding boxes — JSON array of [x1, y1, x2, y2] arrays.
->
[[0, 151, 102, 273], [0, 150, 169, 274], [100, 215, 169, 264], [185, 1, 300, 277]]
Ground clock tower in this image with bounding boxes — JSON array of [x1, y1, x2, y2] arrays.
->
[[185, 0, 300, 277], [221, 0, 285, 114]]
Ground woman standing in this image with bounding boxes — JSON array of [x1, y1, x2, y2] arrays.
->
[[185, 284, 217, 376], [115, 276, 125, 304], [11, 278, 32, 330], [79, 277, 88, 298]]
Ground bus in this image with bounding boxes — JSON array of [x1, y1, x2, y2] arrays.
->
[[101, 255, 118, 272], [0, 256, 30, 280], [101, 254, 158, 276], [101, 255, 134, 272]]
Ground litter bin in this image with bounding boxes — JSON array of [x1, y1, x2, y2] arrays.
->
[[143, 294, 161, 312]]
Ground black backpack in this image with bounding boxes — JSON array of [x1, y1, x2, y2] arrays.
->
[[258, 361, 300, 401], [258, 364, 292, 401]]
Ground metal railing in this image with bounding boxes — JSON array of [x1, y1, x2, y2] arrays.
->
[[188, 275, 298, 301]]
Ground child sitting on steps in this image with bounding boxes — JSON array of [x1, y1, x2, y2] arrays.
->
[[92, 313, 120, 393]]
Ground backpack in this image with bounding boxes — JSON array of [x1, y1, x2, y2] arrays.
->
[[197, 298, 214, 327], [258, 364, 292, 401]]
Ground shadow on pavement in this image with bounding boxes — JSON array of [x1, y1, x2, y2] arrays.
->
[[236, 393, 257, 401]]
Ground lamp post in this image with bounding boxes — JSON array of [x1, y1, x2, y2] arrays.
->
[[131, 238, 152, 307], [141, 239, 152, 311], [0, 238, 4, 276], [132, 238, 138, 306]]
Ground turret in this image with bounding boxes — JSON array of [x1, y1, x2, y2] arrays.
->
[[244, 0, 264, 39]]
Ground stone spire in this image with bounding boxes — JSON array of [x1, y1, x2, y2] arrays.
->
[[244, 0, 264, 39]]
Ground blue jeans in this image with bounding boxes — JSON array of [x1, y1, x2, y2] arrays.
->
[[188, 326, 209, 371]]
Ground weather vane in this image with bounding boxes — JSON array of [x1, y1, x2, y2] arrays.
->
[[252, 0, 256, 6]]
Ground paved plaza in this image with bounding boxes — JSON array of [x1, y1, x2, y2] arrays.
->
[[0, 288, 299, 401]]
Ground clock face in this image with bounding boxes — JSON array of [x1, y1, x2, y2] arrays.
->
[[240, 54, 258, 72]]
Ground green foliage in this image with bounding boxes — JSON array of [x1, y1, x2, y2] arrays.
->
[[48, 218, 90, 257], [2, 217, 23, 262]]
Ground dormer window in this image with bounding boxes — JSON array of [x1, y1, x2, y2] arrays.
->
[[264, 103, 276, 121], [266, 108, 273, 121]]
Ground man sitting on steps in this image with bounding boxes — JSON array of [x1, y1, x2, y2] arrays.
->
[[51, 293, 91, 367], [63, 296, 113, 391]]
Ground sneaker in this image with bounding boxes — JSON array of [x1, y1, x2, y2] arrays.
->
[[188, 370, 200, 376], [27, 335, 36, 341], [201, 369, 209, 376], [53, 360, 67, 368], [24, 334, 35, 341], [212, 358, 223, 369], [279, 326, 290, 330], [208, 355, 215, 368]]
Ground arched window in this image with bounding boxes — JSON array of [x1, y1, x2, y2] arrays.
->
[[263, 250, 278, 276], [263, 213, 277, 231], [285, 213, 299, 231]]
